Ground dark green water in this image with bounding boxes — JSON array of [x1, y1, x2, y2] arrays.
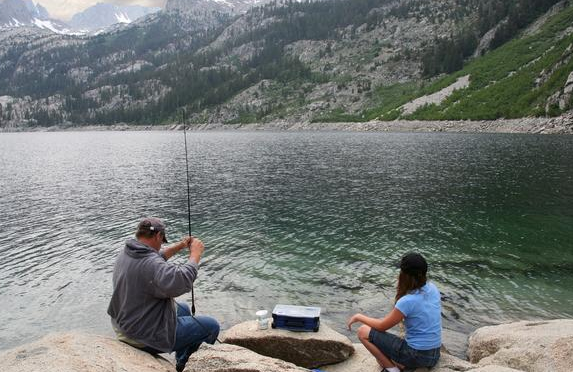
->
[[0, 131, 572, 356]]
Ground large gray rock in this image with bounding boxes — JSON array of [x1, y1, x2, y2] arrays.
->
[[185, 343, 310, 372], [468, 319, 573, 372], [0, 332, 173, 372], [322, 344, 521, 372], [221, 320, 354, 368]]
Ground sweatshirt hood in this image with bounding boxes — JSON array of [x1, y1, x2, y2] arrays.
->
[[125, 238, 157, 258]]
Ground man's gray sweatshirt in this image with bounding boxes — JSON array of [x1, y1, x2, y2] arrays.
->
[[107, 238, 198, 352]]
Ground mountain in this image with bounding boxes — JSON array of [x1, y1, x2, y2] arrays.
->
[[0, 0, 71, 34], [69, 3, 161, 32], [0, 0, 161, 34], [0, 0, 571, 128], [166, 0, 274, 15]]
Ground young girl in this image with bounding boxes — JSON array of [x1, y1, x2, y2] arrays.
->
[[347, 252, 441, 371]]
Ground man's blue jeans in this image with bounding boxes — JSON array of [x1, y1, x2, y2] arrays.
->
[[173, 302, 220, 368]]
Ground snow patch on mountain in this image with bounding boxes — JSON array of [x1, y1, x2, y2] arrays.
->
[[31, 18, 74, 34], [115, 12, 132, 24], [10, 18, 24, 27]]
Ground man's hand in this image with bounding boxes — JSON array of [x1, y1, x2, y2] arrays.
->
[[160, 236, 192, 260], [182, 236, 193, 249], [189, 237, 205, 264]]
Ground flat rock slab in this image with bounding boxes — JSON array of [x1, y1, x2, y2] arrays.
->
[[185, 343, 310, 372], [221, 320, 354, 368], [468, 319, 573, 372], [418, 353, 524, 372], [464, 367, 524, 372], [0, 332, 173, 372], [320, 343, 382, 372], [321, 345, 521, 372]]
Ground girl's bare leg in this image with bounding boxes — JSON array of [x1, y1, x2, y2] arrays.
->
[[357, 325, 399, 369]]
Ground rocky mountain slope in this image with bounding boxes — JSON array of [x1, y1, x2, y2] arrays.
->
[[0, 0, 571, 128], [0, 0, 49, 25], [355, 0, 573, 122], [0, 0, 71, 34], [69, 3, 161, 32], [167, 0, 275, 14]]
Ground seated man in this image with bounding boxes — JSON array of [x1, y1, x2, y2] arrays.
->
[[108, 217, 219, 372]]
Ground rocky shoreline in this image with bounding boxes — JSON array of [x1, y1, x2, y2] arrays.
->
[[1, 319, 571, 372], [1, 114, 573, 134]]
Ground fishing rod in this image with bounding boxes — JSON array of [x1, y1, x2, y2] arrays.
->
[[181, 108, 196, 316], [183, 110, 192, 238], [181, 107, 222, 344]]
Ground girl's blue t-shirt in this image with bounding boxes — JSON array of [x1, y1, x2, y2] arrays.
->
[[395, 282, 442, 350]]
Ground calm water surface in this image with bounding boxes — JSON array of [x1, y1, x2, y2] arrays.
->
[[0, 131, 572, 356]]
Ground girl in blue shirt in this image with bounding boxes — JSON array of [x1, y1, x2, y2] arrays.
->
[[347, 252, 441, 371]]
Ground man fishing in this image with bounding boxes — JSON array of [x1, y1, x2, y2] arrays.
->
[[108, 217, 219, 372]]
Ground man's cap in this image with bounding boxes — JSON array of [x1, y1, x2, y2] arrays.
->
[[137, 217, 168, 243], [399, 252, 428, 275]]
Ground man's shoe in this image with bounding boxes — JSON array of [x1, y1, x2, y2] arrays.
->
[[175, 363, 185, 372]]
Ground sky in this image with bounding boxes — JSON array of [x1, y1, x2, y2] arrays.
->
[[35, 0, 167, 20]]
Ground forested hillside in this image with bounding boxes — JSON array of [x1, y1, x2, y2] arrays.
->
[[339, 0, 573, 122], [0, 0, 571, 127]]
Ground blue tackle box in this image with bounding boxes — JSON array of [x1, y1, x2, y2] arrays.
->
[[271, 304, 321, 332]]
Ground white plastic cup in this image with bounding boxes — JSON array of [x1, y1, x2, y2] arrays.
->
[[256, 310, 268, 330]]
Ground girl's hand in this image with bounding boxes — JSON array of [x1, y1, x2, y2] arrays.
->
[[346, 314, 359, 330]]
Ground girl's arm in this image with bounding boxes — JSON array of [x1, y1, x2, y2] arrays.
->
[[347, 307, 404, 331]]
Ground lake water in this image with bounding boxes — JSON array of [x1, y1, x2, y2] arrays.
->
[[0, 131, 572, 356]]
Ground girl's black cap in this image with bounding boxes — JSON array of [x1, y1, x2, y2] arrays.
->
[[400, 252, 428, 275]]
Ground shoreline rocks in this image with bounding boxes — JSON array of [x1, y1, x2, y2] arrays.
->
[[1, 113, 572, 135], [1, 319, 572, 372]]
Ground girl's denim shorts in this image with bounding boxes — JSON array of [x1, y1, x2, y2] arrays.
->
[[369, 329, 440, 369]]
